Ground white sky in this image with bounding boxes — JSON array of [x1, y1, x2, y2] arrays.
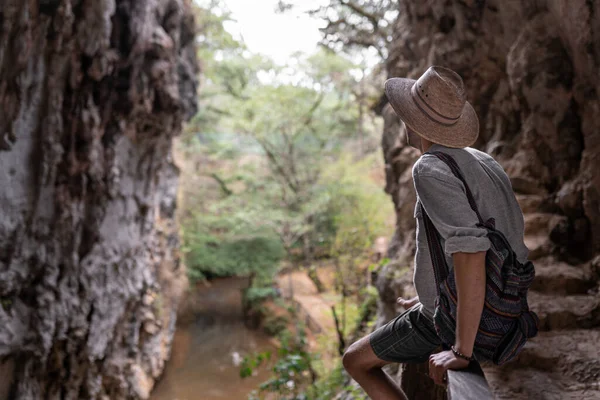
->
[[200, 0, 380, 84], [222, 0, 330, 64]]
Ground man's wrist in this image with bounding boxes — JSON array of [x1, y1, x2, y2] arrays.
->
[[453, 343, 473, 358], [451, 345, 474, 362]]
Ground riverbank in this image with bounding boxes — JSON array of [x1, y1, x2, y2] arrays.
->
[[151, 264, 351, 399]]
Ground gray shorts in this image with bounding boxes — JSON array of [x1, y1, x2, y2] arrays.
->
[[369, 303, 442, 363]]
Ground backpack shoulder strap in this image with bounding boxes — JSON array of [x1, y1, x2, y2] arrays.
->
[[420, 201, 450, 288], [426, 151, 494, 228]]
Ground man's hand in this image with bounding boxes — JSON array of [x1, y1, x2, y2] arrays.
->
[[428, 350, 470, 386], [396, 296, 419, 309]]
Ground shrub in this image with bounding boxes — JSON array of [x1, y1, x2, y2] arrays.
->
[[182, 215, 285, 282]]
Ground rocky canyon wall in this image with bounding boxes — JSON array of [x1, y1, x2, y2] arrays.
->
[[381, 0, 599, 268], [0, 0, 198, 398], [375, 0, 600, 397]]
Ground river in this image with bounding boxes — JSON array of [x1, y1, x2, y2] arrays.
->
[[151, 276, 278, 400]]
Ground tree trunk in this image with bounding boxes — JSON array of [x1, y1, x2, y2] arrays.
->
[[331, 305, 346, 356], [307, 265, 325, 293], [0, 1, 199, 398]]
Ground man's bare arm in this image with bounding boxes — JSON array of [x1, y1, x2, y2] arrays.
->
[[453, 251, 487, 357], [428, 251, 487, 385]]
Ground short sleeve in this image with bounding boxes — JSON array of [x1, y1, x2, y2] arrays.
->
[[413, 159, 491, 255]]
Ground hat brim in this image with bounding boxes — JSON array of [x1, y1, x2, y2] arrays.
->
[[385, 77, 479, 148]]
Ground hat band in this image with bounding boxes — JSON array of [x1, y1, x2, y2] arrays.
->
[[411, 84, 461, 127]]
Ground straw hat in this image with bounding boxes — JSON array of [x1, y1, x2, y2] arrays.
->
[[385, 66, 479, 148]]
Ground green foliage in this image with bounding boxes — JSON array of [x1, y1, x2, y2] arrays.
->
[[302, 361, 370, 399], [357, 285, 379, 328], [302, 363, 345, 400], [263, 314, 289, 337], [259, 327, 315, 398], [174, 2, 408, 399], [181, 3, 368, 277], [181, 0, 394, 284], [180, 24, 393, 400], [334, 299, 361, 340], [240, 351, 273, 379], [244, 287, 279, 305], [182, 47, 369, 278], [341, 385, 369, 400], [323, 153, 394, 269], [186, 1, 273, 138], [244, 321, 318, 400], [194, 0, 240, 54], [240, 288, 376, 400], [369, 257, 390, 272], [182, 213, 285, 281]]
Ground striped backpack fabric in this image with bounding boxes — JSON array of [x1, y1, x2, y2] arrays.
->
[[419, 151, 539, 365]]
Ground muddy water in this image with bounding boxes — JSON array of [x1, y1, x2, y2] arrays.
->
[[151, 277, 277, 400]]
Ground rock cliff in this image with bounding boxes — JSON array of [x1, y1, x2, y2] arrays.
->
[[0, 0, 198, 398], [375, 0, 600, 398]]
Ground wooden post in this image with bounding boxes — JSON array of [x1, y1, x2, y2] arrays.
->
[[400, 362, 447, 400]]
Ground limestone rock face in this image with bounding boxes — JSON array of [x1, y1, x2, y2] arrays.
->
[[383, 0, 598, 269], [0, 1, 198, 398], [378, 0, 599, 398]]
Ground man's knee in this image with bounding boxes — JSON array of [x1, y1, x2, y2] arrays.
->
[[342, 340, 359, 372], [342, 336, 378, 374]]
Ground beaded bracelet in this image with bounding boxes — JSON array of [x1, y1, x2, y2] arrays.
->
[[451, 346, 474, 362]]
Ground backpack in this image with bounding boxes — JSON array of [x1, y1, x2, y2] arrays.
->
[[419, 151, 539, 365]]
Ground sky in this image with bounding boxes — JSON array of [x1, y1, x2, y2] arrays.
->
[[198, 0, 380, 84], [221, 0, 330, 65]]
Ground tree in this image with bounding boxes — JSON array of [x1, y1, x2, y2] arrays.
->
[[185, 0, 275, 140], [230, 50, 362, 269], [278, 0, 398, 59], [179, 4, 368, 282]]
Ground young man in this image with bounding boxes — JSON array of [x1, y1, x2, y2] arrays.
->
[[341, 66, 529, 399]]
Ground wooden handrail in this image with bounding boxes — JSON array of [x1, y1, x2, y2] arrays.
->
[[447, 362, 494, 400]]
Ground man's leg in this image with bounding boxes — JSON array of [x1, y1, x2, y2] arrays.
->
[[342, 304, 441, 400], [342, 334, 408, 400]]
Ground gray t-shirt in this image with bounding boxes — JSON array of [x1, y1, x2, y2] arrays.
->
[[412, 144, 529, 318]]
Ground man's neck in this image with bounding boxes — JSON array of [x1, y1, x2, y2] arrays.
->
[[420, 138, 435, 154]]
